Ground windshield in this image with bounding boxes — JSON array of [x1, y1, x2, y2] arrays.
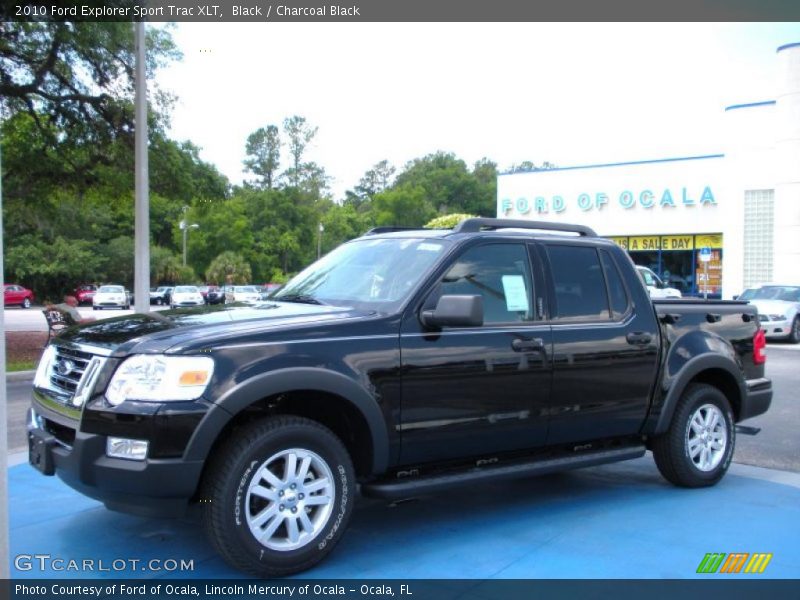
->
[[235, 286, 257, 293], [175, 286, 198, 293], [99, 285, 123, 293], [273, 237, 449, 311], [749, 286, 800, 302]]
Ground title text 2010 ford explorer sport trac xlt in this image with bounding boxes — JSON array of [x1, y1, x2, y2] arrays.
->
[[28, 218, 772, 576]]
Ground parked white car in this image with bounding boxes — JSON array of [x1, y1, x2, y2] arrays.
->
[[225, 285, 261, 304], [739, 284, 800, 343], [636, 266, 682, 299], [170, 285, 205, 309], [93, 285, 130, 310]]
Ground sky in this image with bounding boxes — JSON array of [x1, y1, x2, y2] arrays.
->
[[155, 22, 800, 199]]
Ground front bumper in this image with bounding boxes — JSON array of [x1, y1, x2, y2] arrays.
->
[[28, 390, 213, 518], [762, 318, 791, 338], [741, 377, 772, 421]]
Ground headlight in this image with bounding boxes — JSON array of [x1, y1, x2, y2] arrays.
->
[[105, 355, 214, 406], [770, 314, 787, 321], [33, 345, 57, 388]]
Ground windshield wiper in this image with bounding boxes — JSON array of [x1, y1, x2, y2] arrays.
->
[[275, 293, 325, 305]]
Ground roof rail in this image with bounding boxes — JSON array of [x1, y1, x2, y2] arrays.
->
[[363, 226, 423, 236], [452, 218, 597, 237]]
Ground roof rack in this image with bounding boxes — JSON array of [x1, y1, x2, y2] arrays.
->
[[452, 218, 597, 237], [363, 226, 423, 236]]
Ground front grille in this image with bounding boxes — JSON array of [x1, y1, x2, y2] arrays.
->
[[46, 346, 107, 407], [50, 346, 93, 394]]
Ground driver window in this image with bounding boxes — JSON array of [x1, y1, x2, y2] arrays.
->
[[440, 244, 534, 324]]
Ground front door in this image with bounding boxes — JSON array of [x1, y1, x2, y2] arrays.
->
[[398, 241, 552, 465]]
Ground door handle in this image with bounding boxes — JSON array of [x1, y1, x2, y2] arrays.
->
[[626, 332, 652, 345], [511, 337, 545, 352]]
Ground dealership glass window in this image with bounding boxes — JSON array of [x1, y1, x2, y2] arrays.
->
[[610, 234, 723, 298]]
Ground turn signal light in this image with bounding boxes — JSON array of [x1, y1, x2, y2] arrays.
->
[[753, 329, 767, 365], [179, 370, 209, 386]]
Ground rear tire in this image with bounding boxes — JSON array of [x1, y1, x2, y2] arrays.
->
[[652, 383, 735, 488], [789, 316, 800, 344], [201, 415, 355, 577], [22, 298, 31, 309]]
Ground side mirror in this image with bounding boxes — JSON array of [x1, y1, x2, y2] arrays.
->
[[732, 295, 739, 300], [421, 295, 483, 329]]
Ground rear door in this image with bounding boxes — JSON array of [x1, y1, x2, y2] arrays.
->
[[541, 243, 659, 444], [398, 241, 553, 464]]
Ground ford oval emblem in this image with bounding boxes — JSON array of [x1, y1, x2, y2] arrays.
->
[[56, 359, 75, 377]]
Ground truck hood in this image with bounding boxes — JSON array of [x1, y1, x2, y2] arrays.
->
[[56, 302, 365, 355]]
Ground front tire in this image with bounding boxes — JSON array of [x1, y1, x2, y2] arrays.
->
[[201, 416, 355, 577], [652, 383, 735, 488]]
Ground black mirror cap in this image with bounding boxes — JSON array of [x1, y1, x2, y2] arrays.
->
[[421, 294, 484, 329]]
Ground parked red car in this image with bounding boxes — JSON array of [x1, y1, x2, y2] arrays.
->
[[3, 284, 35, 308], [73, 284, 98, 305]]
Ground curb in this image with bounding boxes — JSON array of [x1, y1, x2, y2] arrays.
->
[[6, 370, 35, 382]]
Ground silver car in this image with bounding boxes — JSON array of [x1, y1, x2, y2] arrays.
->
[[740, 285, 800, 343]]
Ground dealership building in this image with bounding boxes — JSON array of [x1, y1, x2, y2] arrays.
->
[[497, 42, 800, 299]]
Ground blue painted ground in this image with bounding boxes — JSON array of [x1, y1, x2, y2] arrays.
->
[[9, 456, 800, 579]]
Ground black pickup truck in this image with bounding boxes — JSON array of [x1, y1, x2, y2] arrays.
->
[[28, 218, 772, 576]]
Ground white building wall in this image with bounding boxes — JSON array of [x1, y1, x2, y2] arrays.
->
[[774, 43, 800, 284]]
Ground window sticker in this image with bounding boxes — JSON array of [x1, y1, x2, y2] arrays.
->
[[501, 275, 529, 312], [418, 243, 443, 252]]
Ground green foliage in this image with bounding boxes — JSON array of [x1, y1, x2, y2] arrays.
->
[[393, 152, 496, 216], [0, 21, 179, 153], [151, 246, 183, 284], [373, 185, 437, 227], [425, 213, 478, 229], [5, 235, 105, 300], [205, 251, 252, 285]]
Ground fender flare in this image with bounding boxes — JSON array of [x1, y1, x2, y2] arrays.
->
[[648, 354, 746, 436], [183, 368, 390, 475]]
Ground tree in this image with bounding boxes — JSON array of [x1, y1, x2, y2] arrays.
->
[[507, 160, 557, 173], [282, 115, 317, 186], [0, 22, 179, 147], [243, 125, 280, 189], [393, 152, 481, 215], [352, 160, 395, 204], [205, 251, 252, 285]]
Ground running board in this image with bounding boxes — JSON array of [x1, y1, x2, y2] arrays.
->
[[361, 445, 646, 500]]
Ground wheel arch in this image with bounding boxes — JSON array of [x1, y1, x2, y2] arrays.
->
[[184, 367, 390, 478], [647, 355, 746, 436]]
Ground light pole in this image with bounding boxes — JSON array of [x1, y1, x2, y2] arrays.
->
[[180, 206, 199, 267], [317, 222, 324, 259]]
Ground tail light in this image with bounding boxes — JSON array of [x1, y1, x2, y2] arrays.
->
[[753, 328, 767, 365]]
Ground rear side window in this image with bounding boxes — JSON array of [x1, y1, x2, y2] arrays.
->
[[600, 250, 630, 318], [546, 245, 610, 321]]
